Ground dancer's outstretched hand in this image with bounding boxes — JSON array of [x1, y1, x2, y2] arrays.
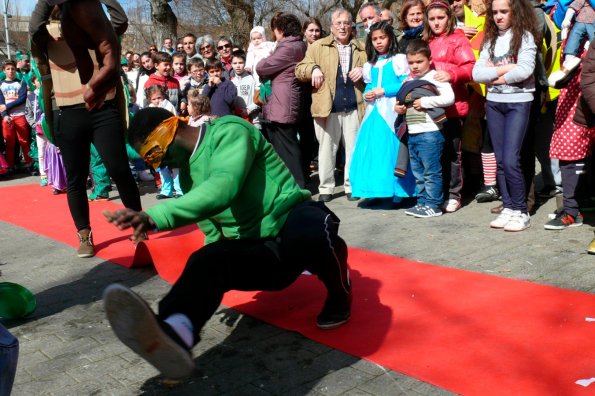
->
[[103, 209, 156, 242]]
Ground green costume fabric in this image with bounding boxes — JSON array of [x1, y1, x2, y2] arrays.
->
[[145, 116, 311, 244], [89, 143, 111, 198], [126, 143, 141, 161], [29, 128, 39, 172]]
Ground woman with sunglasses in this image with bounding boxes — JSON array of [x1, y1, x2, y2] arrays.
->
[[216, 36, 234, 78]]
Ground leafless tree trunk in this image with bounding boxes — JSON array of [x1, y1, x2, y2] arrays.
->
[[220, 0, 255, 48], [149, 0, 178, 47]]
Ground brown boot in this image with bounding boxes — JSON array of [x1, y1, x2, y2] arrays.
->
[[490, 204, 504, 214], [77, 228, 95, 258]]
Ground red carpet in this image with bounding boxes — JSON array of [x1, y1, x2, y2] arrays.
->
[[3, 184, 595, 395]]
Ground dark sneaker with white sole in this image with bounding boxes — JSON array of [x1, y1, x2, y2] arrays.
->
[[103, 284, 194, 379], [316, 291, 352, 330], [406, 204, 442, 218], [475, 185, 500, 203], [544, 212, 583, 230]]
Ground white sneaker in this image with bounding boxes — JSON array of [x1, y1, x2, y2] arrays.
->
[[504, 211, 531, 232], [442, 199, 461, 213], [490, 208, 514, 229], [103, 284, 194, 379]]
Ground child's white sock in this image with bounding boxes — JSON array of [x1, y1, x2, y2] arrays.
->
[[164, 313, 194, 348]]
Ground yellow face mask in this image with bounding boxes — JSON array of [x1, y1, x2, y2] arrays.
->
[[138, 116, 188, 169]]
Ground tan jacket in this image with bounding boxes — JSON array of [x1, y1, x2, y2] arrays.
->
[[295, 35, 367, 119]]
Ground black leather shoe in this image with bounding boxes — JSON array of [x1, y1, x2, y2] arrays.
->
[[346, 193, 360, 201], [318, 194, 332, 202]]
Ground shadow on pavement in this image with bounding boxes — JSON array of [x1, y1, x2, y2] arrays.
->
[[138, 309, 361, 395], [2, 262, 156, 330]]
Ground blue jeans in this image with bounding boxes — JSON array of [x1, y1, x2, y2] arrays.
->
[[158, 166, 183, 196], [486, 100, 532, 212], [0, 324, 18, 395], [564, 22, 595, 56], [408, 131, 444, 208]]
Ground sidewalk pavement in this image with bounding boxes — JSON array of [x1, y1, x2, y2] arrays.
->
[[2, 173, 594, 395]]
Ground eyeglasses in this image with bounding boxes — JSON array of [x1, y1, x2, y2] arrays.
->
[[333, 21, 351, 27], [217, 44, 231, 50], [190, 68, 205, 74], [200, 45, 212, 51]]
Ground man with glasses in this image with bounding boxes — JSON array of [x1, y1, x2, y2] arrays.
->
[[296, 8, 366, 202], [102, 107, 352, 379]]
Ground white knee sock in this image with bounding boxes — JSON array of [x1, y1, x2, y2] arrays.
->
[[164, 313, 194, 348]]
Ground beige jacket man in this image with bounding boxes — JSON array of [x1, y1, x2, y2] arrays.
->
[[295, 9, 367, 202]]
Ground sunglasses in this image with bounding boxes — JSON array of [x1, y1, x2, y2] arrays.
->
[[200, 45, 212, 51], [217, 44, 231, 50]]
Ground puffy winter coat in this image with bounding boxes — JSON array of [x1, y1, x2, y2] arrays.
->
[[428, 29, 476, 118]]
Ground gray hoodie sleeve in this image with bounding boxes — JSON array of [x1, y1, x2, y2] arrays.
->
[[503, 33, 536, 84], [472, 44, 499, 84]]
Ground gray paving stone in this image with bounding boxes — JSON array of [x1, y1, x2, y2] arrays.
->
[[303, 366, 375, 395], [358, 371, 439, 395]]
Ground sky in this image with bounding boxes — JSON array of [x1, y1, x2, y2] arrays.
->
[[13, 0, 37, 16]]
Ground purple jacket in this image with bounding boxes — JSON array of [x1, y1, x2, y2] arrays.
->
[[257, 35, 306, 124]]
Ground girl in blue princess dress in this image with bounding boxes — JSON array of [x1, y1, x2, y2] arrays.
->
[[350, 21, 417, 202]]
